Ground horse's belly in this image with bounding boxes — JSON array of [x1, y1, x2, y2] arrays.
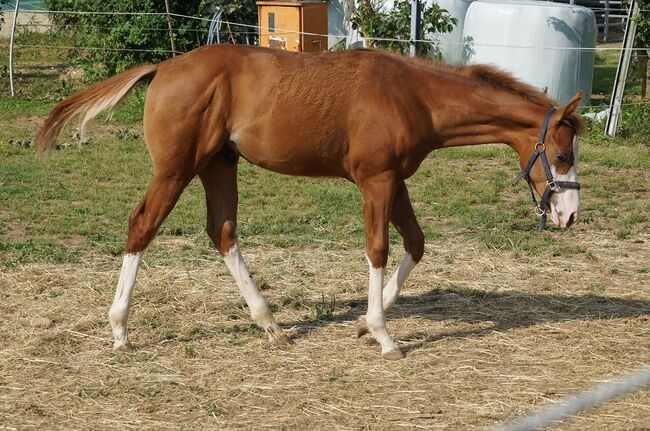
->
[[233, 137, 346, 178], [231, 128, 347, 177]]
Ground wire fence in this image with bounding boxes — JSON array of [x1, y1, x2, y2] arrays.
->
[[5, 7, 650, 52], [2, 7, 649, 111], [8, 21, 650, 53]]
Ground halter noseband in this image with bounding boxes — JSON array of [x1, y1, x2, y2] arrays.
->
[[512, 109, 581, 231]]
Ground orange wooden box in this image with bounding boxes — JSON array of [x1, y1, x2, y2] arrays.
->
[[257, 1, 328, 52]]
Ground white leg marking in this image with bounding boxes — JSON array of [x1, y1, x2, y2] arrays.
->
[[382, 253, 416, 311], [223, 243, 286, 344], [366, 257, 403, 359], [108, 252, 143, 351]]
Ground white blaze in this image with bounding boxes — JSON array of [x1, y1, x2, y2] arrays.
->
[[549, 137, 580, 227]]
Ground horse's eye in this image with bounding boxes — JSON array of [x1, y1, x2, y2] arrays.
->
[[557, 152, 568, 162]]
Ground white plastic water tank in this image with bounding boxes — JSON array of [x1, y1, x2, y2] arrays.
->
[[462, 0, 596, 105], [429, 0, 473, 64], [384, 0, 473, 63]]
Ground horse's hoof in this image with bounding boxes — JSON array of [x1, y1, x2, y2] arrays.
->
[[271, 332, 290, 345], [355, 316, 369, 338], [113, 341, 134, 352], [266, 324, 290, 345], [382, 347, 404, 360]]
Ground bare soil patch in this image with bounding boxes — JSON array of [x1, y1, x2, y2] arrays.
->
[[1, 227, 648, 430]]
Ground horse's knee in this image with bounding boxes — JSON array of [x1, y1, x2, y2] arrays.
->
[[366, 242, 389, 268]]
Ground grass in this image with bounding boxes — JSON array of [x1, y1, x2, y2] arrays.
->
[[2, 132, 647, 265], [0, 35, 649, 266]]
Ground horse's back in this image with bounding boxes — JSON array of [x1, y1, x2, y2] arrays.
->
[[144, 45, 430, 179]]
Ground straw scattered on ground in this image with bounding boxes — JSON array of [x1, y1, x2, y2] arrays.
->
[[1, 227, 648, 430]]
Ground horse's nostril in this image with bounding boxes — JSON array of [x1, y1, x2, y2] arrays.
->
[[566, 212, 577, 227]]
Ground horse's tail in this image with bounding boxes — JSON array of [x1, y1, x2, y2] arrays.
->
[[36, 64, 159, 157]]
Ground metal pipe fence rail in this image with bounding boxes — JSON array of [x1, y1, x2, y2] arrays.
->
[[490, 365, 650, 431]]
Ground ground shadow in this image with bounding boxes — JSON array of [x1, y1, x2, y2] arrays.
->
[[284, 284, 650, 354]]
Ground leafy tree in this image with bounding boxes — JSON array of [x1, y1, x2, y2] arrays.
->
[[42, 0, 257, 77], [211, 0, 257, 45], [0, 0, 11, 32], [635, 0, 649, 46], [350, 0, 457, 57], [634, 0, 649, 96]]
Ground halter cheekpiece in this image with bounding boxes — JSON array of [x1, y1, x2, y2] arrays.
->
[[512, 109, 581, 231]]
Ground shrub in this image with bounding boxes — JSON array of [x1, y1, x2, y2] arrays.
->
[[350, 0, 457, 57], [0, 0, 11, 32], [634, 0, 649, 96], [42, 0, 257, 78], [635, 0, 650, 46]]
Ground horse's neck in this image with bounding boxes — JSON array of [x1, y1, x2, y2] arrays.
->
[[430, 85, 547, 152]]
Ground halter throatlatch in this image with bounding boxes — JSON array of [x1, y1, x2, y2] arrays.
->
[[512, 109, 581, 231]]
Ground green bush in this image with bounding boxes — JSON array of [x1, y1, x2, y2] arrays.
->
[[0, 0, 11, 32], [350, 0, 457, 57], [634, 0, 649, 96], [211, 0, 257, 45], [42, 0, 257, 78], [635, 0, 649, 46]]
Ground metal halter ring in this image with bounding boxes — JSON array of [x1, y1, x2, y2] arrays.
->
[[534, 206, 546, 216], [535, 142, 546, 152]]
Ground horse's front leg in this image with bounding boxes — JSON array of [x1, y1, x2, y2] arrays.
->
[[358, 172, 403, 360], [356, 180, 424, 338]]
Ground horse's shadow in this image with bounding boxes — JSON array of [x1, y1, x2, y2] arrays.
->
[[284, 284, 650, 354]]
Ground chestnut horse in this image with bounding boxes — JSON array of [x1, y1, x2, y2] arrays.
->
[[36, 45, 582, 360]]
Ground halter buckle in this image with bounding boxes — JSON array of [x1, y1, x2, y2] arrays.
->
[[546, 179, 559, 192]]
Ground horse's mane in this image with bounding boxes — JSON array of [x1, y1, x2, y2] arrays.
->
[[400, 53, 584, 134]]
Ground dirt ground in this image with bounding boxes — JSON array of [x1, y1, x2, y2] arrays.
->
[[1, 226, 648, 430]]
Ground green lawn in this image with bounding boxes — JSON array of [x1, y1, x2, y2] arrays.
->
[[0, 34, 648, 267]]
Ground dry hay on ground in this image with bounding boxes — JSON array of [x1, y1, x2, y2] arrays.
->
[[0, 228, 648, 430]]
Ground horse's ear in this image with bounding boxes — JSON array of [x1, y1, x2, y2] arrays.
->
[[557, 91, 582, 119]]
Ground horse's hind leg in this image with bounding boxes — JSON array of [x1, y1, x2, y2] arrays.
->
[[109, 171, 192, 351], [356, 180, 424, 338], [199, 150, 288, 344]]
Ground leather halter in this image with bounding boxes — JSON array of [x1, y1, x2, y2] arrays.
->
[[512, 109, 581, 231]]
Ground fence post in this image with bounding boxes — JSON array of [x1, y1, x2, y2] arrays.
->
[[164, 0, 176, 56], [604, 0, 610, 42], [409, 0, 421, 57], [9, 0, 20, 97]]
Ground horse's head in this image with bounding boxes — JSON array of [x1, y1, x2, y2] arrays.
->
[[515, 91, 583, 229]]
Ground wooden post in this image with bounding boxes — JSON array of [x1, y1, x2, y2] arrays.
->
[[164, 0, 176, 56], [409, 0, 421, 57], [9, 0, 20, 97]]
